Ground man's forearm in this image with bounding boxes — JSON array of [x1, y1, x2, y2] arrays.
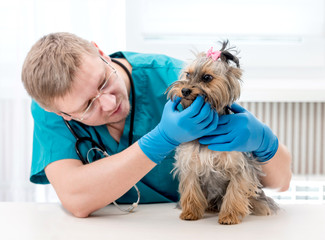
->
[[260, 142, 292, 191], [45, 142, 156, 217]]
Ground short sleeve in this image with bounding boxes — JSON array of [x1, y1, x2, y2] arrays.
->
[[30, 101, 80, 184]]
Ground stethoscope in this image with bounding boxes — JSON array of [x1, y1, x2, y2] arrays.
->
[[63, 58, 140, 212]]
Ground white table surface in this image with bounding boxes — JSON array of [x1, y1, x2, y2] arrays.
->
[[1, 202, 324, 240]]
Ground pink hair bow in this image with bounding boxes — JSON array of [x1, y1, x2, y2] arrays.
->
[[206, 47, 221, 61]]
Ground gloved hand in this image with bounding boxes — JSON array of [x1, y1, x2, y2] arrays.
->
[[138, 96, 218, 164], [199, 103, 278, 162]]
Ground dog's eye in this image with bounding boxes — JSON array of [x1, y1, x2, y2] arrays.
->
[[202, 74, 213, 83], [185, 72, 190, 78]]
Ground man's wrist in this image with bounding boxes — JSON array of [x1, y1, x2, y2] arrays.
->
[[138, 125, 178, 164], [252, 126, 279, 162]]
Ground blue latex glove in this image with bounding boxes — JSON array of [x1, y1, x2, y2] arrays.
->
[[199, 103, 278, 162], [138, 96, 218, 164]]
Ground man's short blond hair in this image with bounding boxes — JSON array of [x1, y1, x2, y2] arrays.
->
[[22, 32, 98, 110]]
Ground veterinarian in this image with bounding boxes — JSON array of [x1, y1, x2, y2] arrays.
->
[[22, 32, 292, 218]]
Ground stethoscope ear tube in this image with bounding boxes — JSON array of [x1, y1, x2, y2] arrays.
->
[[75, 139, 86, 164]]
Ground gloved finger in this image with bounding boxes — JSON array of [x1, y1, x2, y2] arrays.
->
[[162, 100, 173, 113], [201, 110, 218, 129], [203, 111, 219, 133], [183, 95, 205, 118], [217, 114, 232, 125], [192, 101, 211, 123], [171, 97, 182, 110], [197, 107, 215, 129], [207, 142, 238, 152], [202, 120, 233, 136], [228, 102, 247, 114], [199, 132, 235, 145]]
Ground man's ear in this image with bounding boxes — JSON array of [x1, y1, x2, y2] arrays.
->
[[56, 111, 73, 121], [91, 41, 112, 63], [43, 107, 72, 120]]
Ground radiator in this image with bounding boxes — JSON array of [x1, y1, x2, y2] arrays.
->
[[240, 102, 325, 176]]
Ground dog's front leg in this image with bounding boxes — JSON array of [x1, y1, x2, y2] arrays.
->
[[179, 172, 208, 220], [218, 175, 251, 224]]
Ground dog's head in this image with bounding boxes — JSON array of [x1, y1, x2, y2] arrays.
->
[[167, 40, 242, 113]]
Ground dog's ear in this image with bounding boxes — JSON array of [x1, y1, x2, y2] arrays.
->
[[220, 51, 240, 68], [227, 67, 242, 102], [228, 67, 242, 80], [219, 40, 240, 68]]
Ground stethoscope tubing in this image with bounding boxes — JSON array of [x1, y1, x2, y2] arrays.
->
[[62, 57, 138, 212]]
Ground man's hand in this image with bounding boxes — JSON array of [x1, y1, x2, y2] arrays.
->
[[199, 103, 278, 162], [138, 96, 218, 164]]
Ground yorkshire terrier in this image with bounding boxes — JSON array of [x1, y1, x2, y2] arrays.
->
[[167, 40, 279, 224]]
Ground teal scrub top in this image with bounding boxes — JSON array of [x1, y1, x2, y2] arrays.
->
[[30, 51, 185, 203]]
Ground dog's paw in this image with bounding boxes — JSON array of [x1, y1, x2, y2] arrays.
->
[[180, 211, 203, 221], [218, 213, 242, 225], [251, 202, 272, 216]]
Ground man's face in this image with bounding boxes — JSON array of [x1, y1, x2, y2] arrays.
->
[[55, 54, 130, 126]]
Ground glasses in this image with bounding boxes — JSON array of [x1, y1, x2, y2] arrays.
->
[[61, 56, 117, 121]]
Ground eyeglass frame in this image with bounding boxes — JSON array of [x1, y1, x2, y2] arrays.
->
[[61, 56, 117, 122]]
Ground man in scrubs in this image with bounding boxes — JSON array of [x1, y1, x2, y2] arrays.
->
[[22, 32, 292, 217]]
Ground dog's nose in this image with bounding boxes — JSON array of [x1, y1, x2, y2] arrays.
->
[[181, 88, 192, 97]]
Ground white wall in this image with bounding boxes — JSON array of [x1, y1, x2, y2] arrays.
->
[[125, 0, 325, 102]]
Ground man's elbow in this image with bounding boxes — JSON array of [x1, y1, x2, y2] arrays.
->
[[60, 196, 93, 218], [274, 172, 292, 192], [70, 208, 91, 218], [278, 182, 290, 192], [280, 170, 292, 192], [62, 202, 90, 218], [263, 170, 292, 192]]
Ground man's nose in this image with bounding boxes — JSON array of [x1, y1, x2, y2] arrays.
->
[[97, 93, 116, 112]]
